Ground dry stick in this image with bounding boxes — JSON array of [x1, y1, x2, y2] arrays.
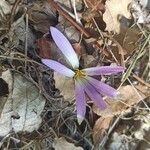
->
[[132, 73, 150, 88], [47, 0, 90, 38], [25, 12, 29, 74], [122, 34, 150, 82], [0, 55, 42, 66], [0, 134, 11, 147], [72, 0, 80, 23]]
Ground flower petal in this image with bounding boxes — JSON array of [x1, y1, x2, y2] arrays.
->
[[75, 79, 86, 124], [50, 27, 79, 69], [81, 78, 107, 109], [42, 59, 75, 77], [86, 76, 118, 97], [82, 66, 124, 76]]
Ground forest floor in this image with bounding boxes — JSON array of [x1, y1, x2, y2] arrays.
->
[[0, 0, 150, 149]]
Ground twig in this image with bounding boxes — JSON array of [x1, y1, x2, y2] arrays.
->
[[0, 55, 41, 66], [0, 134, 11, 148], [132, 73, 150, 88], [25, 12, 28, 73], [71, 0, 80, 23]]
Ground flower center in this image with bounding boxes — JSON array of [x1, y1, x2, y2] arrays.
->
[[74, 69, 85, 79]]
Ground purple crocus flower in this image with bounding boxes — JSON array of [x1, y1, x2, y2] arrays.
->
[[42, 27, 124, 124]]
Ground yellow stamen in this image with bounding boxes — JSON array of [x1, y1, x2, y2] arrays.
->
[[74, 69, 85, 79]]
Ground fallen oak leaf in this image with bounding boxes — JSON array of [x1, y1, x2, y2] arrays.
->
[[93, 85, 149, 117]]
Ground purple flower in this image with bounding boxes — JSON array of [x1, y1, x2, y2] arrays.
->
[[42, 27, 124, 124]]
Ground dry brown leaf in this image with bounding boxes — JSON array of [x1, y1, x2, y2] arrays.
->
[[103, 0, 132, 33], [108, 26, 140, 64], [28, 1, 57, 33], [93, 116, 113, 145], [36, 37, 51, 59], [113, 26, 140, 55], [0, 70, 46, 136], [93, 85, 149, 117], [53, 137, 83, 150], [54, 72, 74, 102]]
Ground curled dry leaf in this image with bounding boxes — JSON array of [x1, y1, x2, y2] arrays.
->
[[54, 72, 74, 102], [93, 116, 113, 145], [36, 37, 51, 59], [93, 85, 149, 117], [53, 137, 83, 150], [103, 0, 132, 33], [0, 70, 46, 137]]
